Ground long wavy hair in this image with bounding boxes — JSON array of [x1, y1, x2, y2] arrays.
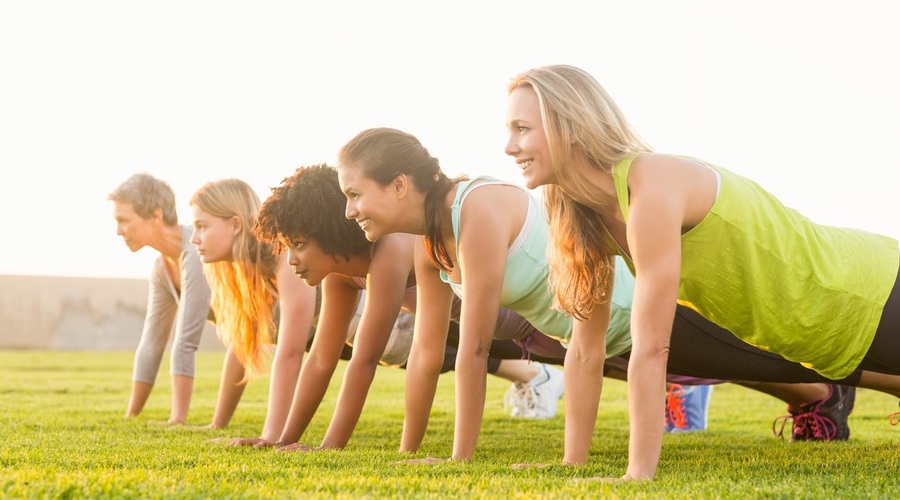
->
[[338, 127, 467, 272], [508, 65, 653, 319], [190, 178, 278, 380]]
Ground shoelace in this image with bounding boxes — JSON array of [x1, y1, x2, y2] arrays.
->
[[799, 409, 838, 440], [665, 384, 688, 430], [772, 412, 797, 440], [772, 396, 841, 441], [889, 412, 900, 426]]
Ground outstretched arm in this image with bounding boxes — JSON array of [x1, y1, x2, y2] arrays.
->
[[320, 235, 414, 449], [563, 292, 611, 465], [210, 346, 246, 428], [277, 276, 357, 447], [400, 239, 454, 453], [256, 257, 317, 443], [620, 155, 696, 480], [450, 190, 512, 461]]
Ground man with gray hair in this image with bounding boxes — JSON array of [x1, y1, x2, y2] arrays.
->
[[109, 173, 211, 424]]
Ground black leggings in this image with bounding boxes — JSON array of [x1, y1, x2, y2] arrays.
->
[[856, 267, 900, 376], [663, 306, 863, 385]]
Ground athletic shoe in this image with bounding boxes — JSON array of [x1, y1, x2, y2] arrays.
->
[[889, 401, 900, 426], [503, 363, 564, 419], [664, 384, 712, 433], [772, 384, 853, 441]]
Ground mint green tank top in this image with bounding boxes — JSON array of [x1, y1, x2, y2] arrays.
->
[[439, 176, 634, 358], [612, 157, 899, 379]]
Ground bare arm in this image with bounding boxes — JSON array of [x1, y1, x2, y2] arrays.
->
[[450, 189, 514, 461], [562, 293, 611, 465], [320, 235, 414, 449], [277, 275, 357, 446], [210, 346, 246, 428], [257, 257, 317, 442], [400, 239, 454, 453], [621, 155, 701, 480]]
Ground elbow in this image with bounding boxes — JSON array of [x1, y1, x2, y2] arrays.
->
[[631, 342, 670, 364]]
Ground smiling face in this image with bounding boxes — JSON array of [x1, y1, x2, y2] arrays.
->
[[190, 205, 239, 263], [113, 201, 157, 252], [338, 164, 404, 241], [505, 85, 556, 189]]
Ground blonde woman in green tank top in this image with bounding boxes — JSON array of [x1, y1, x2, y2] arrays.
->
[[505, 64, 900, 481]]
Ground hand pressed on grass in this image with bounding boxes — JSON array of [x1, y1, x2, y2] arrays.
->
[[276, 442, 318, 453], [229, 437, 277, 447]]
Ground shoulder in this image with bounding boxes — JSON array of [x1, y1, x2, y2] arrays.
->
[[373, 233, 416, 256], [628, 154, 712, 189]]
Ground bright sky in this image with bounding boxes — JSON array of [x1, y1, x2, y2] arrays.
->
[[2, 1, 899, 279]]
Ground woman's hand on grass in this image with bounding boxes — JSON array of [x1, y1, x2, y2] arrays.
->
[[229, 437, 276, 447], [276, 442, 317, 453]]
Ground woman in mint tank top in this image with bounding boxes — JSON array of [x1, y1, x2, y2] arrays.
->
[[334, 126, 900, 467], [506, 64, 900, 481], [247, 164, 563, 453]]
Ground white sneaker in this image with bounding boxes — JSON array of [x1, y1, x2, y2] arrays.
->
[[504, 382, 533, 417], [504, 363, 564, 419]]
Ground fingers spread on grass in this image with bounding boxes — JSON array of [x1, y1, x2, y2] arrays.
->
[[253, 440, 280, 448], [276, 443, 316, 453], [230, 437, 268, 447]]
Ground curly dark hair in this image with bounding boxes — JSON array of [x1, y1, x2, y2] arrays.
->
[[253, 164, 371, 260]]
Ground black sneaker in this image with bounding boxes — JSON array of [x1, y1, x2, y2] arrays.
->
[[772, 384, 852, 441]]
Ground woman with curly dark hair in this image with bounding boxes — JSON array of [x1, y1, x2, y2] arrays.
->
[[251, 165, 566, 452]]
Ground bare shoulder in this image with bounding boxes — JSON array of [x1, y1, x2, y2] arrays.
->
[[629, 154, 715, 188], [372, 233, 416, 255], [629, 154, 718, 225], [459, 182, 528, 224]]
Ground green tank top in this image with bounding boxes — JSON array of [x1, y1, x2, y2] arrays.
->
[[612, 156, 898, 379]]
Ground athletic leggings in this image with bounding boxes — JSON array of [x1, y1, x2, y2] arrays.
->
[[856, 267, 900, 376], [662, 306, 863, 385], [468, 304, 869, 386]]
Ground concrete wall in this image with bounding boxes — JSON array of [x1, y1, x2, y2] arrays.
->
[[0, 275, 222, 351]]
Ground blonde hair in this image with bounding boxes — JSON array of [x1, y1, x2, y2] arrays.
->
[[190, 178, 278, 380], [508, 65, 653, 319]]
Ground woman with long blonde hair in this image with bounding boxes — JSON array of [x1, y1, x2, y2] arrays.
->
[[336, 127, 872, 465], [505, 64, 900, 480], [190, 178, 317, 443]]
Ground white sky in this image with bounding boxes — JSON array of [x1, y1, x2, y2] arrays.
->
[[2, 1, 899, 279]]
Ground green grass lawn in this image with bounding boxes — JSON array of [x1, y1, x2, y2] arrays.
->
[[1, 350, 899, 498]]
